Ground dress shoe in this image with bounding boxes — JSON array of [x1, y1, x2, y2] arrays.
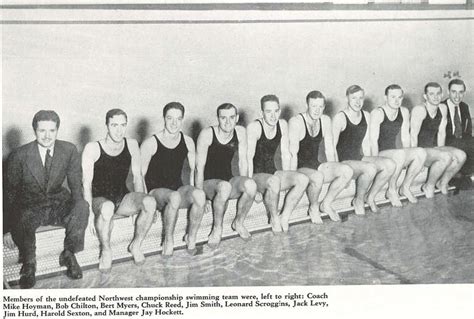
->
[[59, 250, 83, 280], [19, 263, 36, 289]]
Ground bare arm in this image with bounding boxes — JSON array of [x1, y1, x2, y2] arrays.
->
[[236, 126, 248, 176], [195, 128, 212, 190], [128, 139, 144, 193], [332, 112, 346, 162], [139, 136, 157, 193], [361, 111, 371, 156], [279, 120, 291, 170], [410, 106, 426, 147], [400, 107, 411, 148], [184, 135, 197, 186], [438, 104, 448, 147], [321, 115, 336, 162], [369, 108, 383, 156], [246, 121, 260, 178], [288, 116, 302, 170], [82, 142, 99, 228]]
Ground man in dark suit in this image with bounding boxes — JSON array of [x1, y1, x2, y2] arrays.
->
[[4, 110, 89, 289], [442, 79, 473, 181]]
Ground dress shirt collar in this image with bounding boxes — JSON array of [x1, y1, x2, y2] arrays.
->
[[37, 142, 55, 166]]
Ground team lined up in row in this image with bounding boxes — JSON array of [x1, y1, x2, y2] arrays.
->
[[5, 79, 472, 289]]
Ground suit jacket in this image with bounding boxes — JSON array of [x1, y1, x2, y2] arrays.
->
[[5, 140, 84, 213], [442, 99, 472, 141]]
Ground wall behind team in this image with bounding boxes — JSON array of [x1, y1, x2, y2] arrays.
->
[[2, 18, 473, 158]]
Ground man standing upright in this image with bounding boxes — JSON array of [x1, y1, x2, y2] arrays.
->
[[442, 79, 473, 180], [5, 110, 89, 289], [247, 94, 309, 233], [82, 109, 156, 273], [410, 82, 466, 197], [141, 102, 205, 256], [370, 84, 427, 205], [196, 103, 257, 248], [333, 85, 397, 214]]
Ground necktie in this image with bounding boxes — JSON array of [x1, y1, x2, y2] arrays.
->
[[44, 149, 53, 186], [453, 106, 462, 139]]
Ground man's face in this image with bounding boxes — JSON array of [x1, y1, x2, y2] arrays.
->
[[424, 86, 443, 106], [347, 90, 365, 112], [35, 120, 58, 149], [307, 98, 325, 120], [164, 108, 183, 134], [107, 114, 127, 143], [217, 108, 238, 133], [385, 89, 404, 109], [448, 84, 465, 105], [261, 101, 280, 127]]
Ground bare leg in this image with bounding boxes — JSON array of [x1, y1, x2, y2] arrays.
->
[[344, 161, 377, 216], [379, 149, 406, 206], [423, 148, 451, 198], [203, 180, 232, 249], [297, 168, 325, 225], [93, 200, 115, 273], [276, 171, 309, 230], [400, 147, 426, 203], [253, 173, 282, 233], [127, 196, 156, 263], [230, 177, 257, 239], [437, 146, 467, 194], [363, 156, 396, 212], [183, 188, 206, 254]]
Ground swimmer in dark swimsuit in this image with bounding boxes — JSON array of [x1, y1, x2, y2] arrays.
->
[[247, 95, 309, 233], [333, 85, 397, 215], [141, 102, 205, 256], [195, 103, 257, 248], [410, 82, 466, 198], [370, 84, 427, 205], [288, 91, 353, 223], [82, 109, 156, 273]]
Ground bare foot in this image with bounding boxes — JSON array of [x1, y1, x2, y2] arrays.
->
[[400, 186, 418, 203], [321, 201, 341, 222], [366, 195, 379, 213], [161, 238, 174, 256], [270, 215, 283, 233], [99, 249, 112, 273], [183, 235, 197, 256], [128, 241, 146, 265], [308, 205, 323, 224], [280, 211, 291, 232], [352, 198, 366, 216], [422, 183, 435, 199], [208, 228, 222, 249], [231, 221, 251, 241], [437, 182, 449, 195], [386, 188, 402, 207]]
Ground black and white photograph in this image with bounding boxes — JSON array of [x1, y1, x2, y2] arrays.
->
[[1, 0, 473, 317]]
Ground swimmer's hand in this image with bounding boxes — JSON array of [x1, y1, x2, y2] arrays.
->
[[87, 213, 97, 237], [3, 233, 16, 250], [254, 192, 263, 203]]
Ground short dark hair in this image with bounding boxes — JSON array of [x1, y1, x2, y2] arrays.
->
[[306, 91, 325, 105], [424, 82, 442, 94], [385, 84, 403, 96], [260, 95, 279, 110], [106, 108, 127, 125], [216, 103, 237, 117], [32, 110, 60, 130], [163, 102, 185, 118], [346, 85, 364, 96], [448, 78, 466, 91]]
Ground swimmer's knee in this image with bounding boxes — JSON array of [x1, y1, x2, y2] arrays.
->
[[366, 163, 378, 179], [217, 181, 232, 199], [243, 178, 257, 197], [266, 175, 281, 194], [99, 201, 115, 220], [339, 164, 354, 181], [141, 195, 157, 213], [191, 189, 206, 208], [168, 192, 182, 210], [309, 170, 324, 187]]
